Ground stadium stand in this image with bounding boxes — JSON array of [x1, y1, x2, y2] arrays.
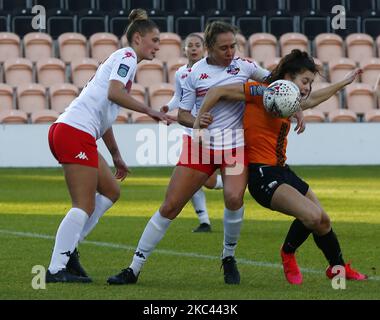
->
[[17, 83, 46, 114], [148, 83, 175, 111], [1, 0, 379, 124], [0, 109, 28, 123]]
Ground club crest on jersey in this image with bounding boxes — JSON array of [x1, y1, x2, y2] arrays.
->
[[226, 64, 240, 75], [117, 64, 130, 77]]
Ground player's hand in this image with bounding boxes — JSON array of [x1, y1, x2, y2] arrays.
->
[[148, 109, 176, 125], [113, 155, 130, 181], [292, 109, 306, 135], [160, 105, 169, 113], [194, 112, 213, 129], [343, 68, 362, 85]]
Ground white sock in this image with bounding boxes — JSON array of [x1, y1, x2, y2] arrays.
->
[[48, 208, 89, 274], [213, 175, 223, 189], [129, 210, 171, 276], [191, 188, 210, 225], [79, 193, 113, 243], [222, 206, 244, 259]]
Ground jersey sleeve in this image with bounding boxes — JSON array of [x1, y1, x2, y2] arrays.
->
[[244, 81, 267, 105], [178, 70, 196, 111], [240, 58, 271, 83], [109, 50, 137, 86], [166, 70, 182, 111]]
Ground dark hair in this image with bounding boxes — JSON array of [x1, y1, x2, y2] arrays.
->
[[125, 8, 158, 44], [267, 49, 320, 83], [203, 21, 238, 49]]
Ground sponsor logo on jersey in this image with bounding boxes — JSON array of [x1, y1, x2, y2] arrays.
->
[[199, 73, 210, 80], [117, 64, 130, 77], [123, 51, 135, 59]]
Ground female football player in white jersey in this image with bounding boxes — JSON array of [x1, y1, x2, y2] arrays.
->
[[46, 8, 174, 283], [161, 33, 224, 233], [107, 21, 273, 286]]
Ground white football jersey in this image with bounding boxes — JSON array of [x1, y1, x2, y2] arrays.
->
[[179, 57, 270, 149], [166, 64, 194, 136], [56, 47, 138, 140]]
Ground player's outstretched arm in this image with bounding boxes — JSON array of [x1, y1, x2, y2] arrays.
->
[[301, 68, 362, 110]]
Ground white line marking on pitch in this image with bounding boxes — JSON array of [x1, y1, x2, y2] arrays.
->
[[1, 229, 378, 281]]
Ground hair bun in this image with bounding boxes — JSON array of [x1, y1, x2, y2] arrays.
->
[[129, 8, 148, 23]]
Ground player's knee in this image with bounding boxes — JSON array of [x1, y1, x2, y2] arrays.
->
[[102, 184, 120, 203], [306, 208, 324, 230], [159, 200, 180, 219], [224, 192, 244, 210]]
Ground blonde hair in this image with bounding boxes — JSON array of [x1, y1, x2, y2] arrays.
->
[[125, 8, 158, 44]]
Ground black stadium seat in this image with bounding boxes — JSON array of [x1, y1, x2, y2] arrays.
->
[[96, 0, 127, 12], [1, 0, 29, 12], [268, 13, 297, 37], [128, 0, 157, 11], [174, 11, 204, 38], [33, 0, 64, 11], [223, 0, 252, 13], [193, 0, 221, 13], [161, 0, 190, 12], [78, 9, 107, 37], [47, 9, 76, 39], [66, 0, 94, 12], [11, 9, 36, 37], [236, 13, 265, 38], [301, 15, 331, 40]]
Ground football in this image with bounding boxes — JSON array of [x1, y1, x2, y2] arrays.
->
[[263, 80, 301, 118]]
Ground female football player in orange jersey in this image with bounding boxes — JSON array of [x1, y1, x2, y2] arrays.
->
[[194, 49, 367, 285]]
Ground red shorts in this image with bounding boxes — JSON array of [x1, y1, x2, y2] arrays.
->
[[48, 123, 98, 168], [177, 135, 247, 176]]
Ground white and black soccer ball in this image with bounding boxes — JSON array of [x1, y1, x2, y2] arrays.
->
[[263, 80, 301, 118]]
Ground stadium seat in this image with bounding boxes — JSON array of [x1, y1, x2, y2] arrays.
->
[[0, 83, 14, 111], [346, 33, 375, 63], [346, 0, 377, 13], [78, 10, 107, 38], [328, 109, 357, 122], [58, 33, 88, 64], [148, 83, 175, 111], [3, 58, 33, 86], [301, 15, 331, 40], [109, 10, 129, 38], [33, 0, 64, 11], [130, 83, 147, 105], [0, 110, 28, 124], [47, 9, 76, 39], [329, 58, 357, 83], [194, 0, 221, 12], [360, 58, 380, 85], [315, 0, 345, 14], [2, 0, 29, 11], [89, 33, 119, 63], [249, 33, 277, 65], [312, 82, 340, 115], [302, 109, 326, 122], [333, 16, 361, 39], [155, 33, 182, 63], [280, 33, 309, 57], [268, 15, 297, 38], [235, 33, 247, 58], [254, 0, 281, 12], [345, 83, 375, 115], [128, 0, 158, 11], [362, 13, 380, 39], [205, 10, 235, 26], [174, 12, 204, 39], [0, 32, 20, 63], [11, 9, 36, 38], [49, 83, 79, 113], [23, 32, 53, 62], [263, 57, 281, 71], [17, 83, 46, 114], [286, 0, 315, 13], [0, 14, 7, 33], [223, 0, 252, 12], [364, 109, 380, 122], [96, 0, 127, 12], [136, 59, 165, 88], [236, 14, 265, 39], [167, 57, 189, 84], [71, 58, 99, 88], [31, 109, 60, 123], [115, 108, 129, 123], [161, 0, 190, 12], [66, 0, 94, 12], [314, 33, 344, 63], [36, 58, 66, 86]]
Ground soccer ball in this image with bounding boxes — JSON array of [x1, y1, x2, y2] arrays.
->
[[263, 80, 301, 118]]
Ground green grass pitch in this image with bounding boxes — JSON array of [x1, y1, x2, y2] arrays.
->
[[0, 166, 379, 300]]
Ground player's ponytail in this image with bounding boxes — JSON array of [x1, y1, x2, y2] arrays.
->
[[125, 8, 158, 44], [267, 49, 320, 83]]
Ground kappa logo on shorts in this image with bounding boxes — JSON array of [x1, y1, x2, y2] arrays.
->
[[117, 64, 130, 77], [75, 152, 89, 160]]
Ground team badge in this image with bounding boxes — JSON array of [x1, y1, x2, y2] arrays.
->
[[117, 64, 130, 77]]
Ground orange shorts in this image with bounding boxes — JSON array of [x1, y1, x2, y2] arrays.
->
[[48, 123, 98, 168], [177, 135, 247, 176]]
